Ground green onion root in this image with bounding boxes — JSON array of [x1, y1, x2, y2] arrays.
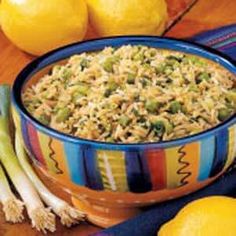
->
[[0, 163, 24, 223], [15, 132, 85, 227], [0, 85, 56, 233]]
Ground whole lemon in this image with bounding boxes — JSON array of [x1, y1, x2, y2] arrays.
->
[[0, 0, 88, 55], [159, 197, 236, 236], [86, 0, 168, 37]]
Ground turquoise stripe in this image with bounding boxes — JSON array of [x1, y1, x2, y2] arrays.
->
[[210, 129, 229, 177], [198, 136, 215, 181], [213, 36, 236, 48], [63, 143, 86, 186]]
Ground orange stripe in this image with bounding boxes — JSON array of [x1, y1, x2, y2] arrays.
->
[[182, 142, 200, 184]]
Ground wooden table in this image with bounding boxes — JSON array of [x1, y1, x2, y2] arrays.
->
[[0, 0, 235, 235]]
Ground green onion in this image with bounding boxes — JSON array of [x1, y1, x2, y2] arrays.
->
[[80, 58, 89, 71], [0, 85, 55, 233], [62, 68, 72, 80], [56, 107, 70, 122], [118, 115, 131, 127], [0, 163, 24, 223], [102, 57, 119, 73], [145, 99, 161, 113], [169, 101, 182, 114], [15, 133, 85, 227], [218, 108, 231, 121]]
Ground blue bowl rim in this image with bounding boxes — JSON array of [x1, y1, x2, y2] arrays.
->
[[12, 36, 236, 150]]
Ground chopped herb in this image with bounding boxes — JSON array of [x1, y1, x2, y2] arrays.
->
[[119, 115, 131, 127], [62, 68, 72, 80], [169, 101, 182, 114], [164, 65, 173, 75], [80, 58, 89, 71], [152, 121, 165, 136], [127, 73, 136, 84], [38, 114, 50, 125], [104, 89, 112, 98], [196, 72, 211, 84]]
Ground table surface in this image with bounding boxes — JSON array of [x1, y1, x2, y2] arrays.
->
[[0, 0, 235, 235]]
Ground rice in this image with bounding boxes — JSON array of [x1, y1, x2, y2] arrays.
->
[[22, 45, 236, 143]]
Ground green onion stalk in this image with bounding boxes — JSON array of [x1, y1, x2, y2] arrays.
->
[[0, 85, 55, 233]]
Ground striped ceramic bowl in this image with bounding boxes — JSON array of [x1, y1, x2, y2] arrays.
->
[[12, 37, 236, 227]]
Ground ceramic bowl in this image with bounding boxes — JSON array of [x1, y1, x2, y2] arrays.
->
[[12, 37, 236, 228]]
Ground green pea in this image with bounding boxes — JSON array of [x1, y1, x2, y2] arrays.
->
[[152, 120, 166, 136], [196, 72, 211, 84], [189, 84, 199, 92], [166, 56, 180, 66], [164, 121, 174, 134], [169, 101, 182, 114], [164, 65, 174, 75], [143, 63, 152, 70], [155, 64, 165, 74], [108, 81, 118, 91], [102, 57, 119, 73], [80, 58, 89, 71], [226, 91, 236, 104], [133, 52, 145, 62], [38, 114, 50, 125], [150, 50, 156, 57], [127, 73, 136, 84], [145, 99, 161, 113], [72, 92, 83, 103], [62, 68, 72, 80], [75, 84, 89, 96], [104, 81, 119, 98], [218, 108, 231, 121], [56, 107, 70, 122], [119, 115, 131, 127]]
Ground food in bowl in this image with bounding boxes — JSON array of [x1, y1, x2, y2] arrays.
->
[[14, 37, 236, 228], [22, 45, 236, 143]]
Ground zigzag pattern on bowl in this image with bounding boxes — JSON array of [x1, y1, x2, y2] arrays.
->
[[19, 116, 236, 193]]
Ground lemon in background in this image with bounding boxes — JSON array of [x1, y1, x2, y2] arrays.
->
[[159, 196, 236, 236], [86, 0, 168, 37], [0, 0, 88, 55]]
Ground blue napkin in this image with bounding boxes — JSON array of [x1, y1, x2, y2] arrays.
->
[[92, 24, 236, 236]]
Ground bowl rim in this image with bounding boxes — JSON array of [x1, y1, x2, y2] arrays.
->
[[12, 36, 236, 150]]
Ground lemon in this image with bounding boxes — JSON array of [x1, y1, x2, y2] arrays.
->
[[159, 197, 236, 236], [86, 0, 168, 37], [0, 0, 88, 55]]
